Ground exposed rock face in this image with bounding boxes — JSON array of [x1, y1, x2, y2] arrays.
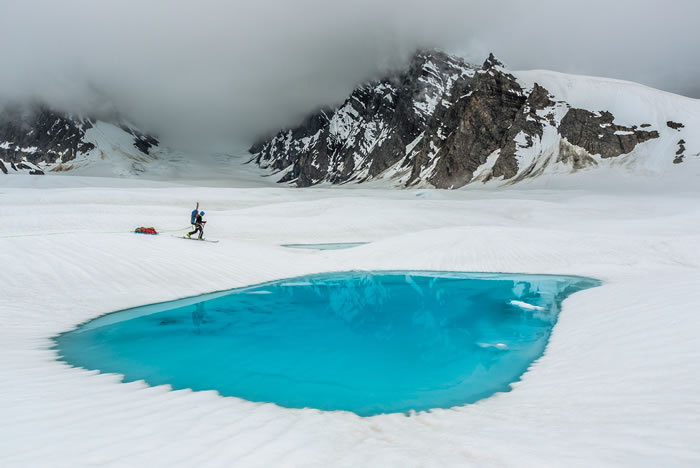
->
[[414, 56, 530, 188], [253, 51, 477, 187], [251, 51, 673, 188], [0, 106, 95, 174], [559, 109, 660, 159], [119, 124, 160, 155], [674, 139, 686, 164], [0, 105, 160, 175]]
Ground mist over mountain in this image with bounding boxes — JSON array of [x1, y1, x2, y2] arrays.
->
[[1, 0, 699, 150]]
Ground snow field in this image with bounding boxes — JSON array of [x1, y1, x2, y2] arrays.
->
[[1, 177, 699, 467]]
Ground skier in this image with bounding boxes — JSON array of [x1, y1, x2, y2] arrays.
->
[[187, 210, 206, 239]]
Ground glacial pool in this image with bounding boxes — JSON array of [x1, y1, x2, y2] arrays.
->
[[54, 271, 599, 416]]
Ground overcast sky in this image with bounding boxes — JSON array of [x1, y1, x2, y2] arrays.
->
[[1, 0, 698, 147]]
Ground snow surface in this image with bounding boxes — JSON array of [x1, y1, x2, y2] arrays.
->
[[1, 174, 700, 467]]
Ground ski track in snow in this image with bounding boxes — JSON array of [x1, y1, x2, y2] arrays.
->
[[1, 176, 700, 467]]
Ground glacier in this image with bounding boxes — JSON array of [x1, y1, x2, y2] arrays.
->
[[1, 174, 699, 466]]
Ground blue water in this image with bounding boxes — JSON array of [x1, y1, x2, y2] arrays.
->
[[55, 271, 599, 416], [281, 242, 369, 250]]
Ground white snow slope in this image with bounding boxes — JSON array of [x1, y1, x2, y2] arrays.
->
[[1, 174, 699, 467], [68, 122, 266, 184], [511, 70, 700, 180]]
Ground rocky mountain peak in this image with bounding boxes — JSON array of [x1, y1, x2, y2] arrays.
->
[[482, 52, 505, 70], [249, 50, 678, 188]]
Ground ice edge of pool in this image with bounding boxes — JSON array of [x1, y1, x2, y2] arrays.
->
[[51, 270, 602, 417]]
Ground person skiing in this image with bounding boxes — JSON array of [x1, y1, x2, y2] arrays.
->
[[187, 210, 206, 239]]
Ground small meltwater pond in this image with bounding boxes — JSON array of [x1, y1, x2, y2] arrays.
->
[[55, 271, 599, 416]]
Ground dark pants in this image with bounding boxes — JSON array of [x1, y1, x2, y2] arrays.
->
[[188, 224, 203, 239]]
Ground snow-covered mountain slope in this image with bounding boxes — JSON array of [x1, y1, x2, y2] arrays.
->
[[0, 106, 278, 185], [0, 105, 162, 177], [513, 70, 699, 176], [57, 121, 161, 177], [250, 51, 700, 188]]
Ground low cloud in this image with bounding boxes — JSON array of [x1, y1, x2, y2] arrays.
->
[[1, 0, 698, 148]]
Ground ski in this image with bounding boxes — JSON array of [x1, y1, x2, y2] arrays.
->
[[173, 235, 219, 243]]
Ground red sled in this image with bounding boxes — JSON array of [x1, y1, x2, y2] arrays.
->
[[134, 227, 158, 235]]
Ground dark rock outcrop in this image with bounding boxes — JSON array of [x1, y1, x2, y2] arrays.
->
[[0, 106, 94, 168], [559, 109, 659, 158], [414, 56, 527, 187], [489, 83, 554, 182], [674, 139, 686, 164], [119, 125, 160, 155]]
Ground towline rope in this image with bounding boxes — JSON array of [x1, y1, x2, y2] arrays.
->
[[0, 226, 192, 239]]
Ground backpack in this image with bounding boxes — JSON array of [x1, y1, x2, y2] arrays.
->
[[191, 209, 198, 225]]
